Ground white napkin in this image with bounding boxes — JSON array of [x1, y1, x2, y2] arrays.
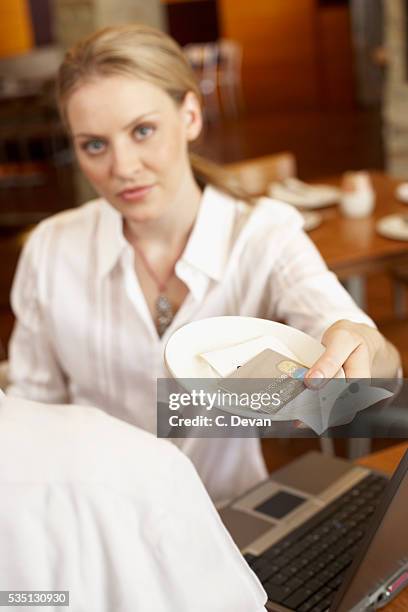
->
[[200, 335, 302, 377], [268, 178, 340, 209]]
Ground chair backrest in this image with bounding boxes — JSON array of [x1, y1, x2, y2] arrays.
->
[[0, 360, 8, 390], [184, 39, 243, 120], [0, 229, 32, 307], [217, 39, 242, 79], [223, 152, 297, 196], [216, 39, 243, 117]]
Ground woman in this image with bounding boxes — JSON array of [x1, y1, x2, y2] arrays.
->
[[8, 25, 400, 503]]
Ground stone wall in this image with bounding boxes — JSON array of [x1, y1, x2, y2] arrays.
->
[[96, 0, 165, 32], [383, 0, 408, 177], [54, 0, 166, 50]]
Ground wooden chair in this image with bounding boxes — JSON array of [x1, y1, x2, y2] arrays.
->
[[0, 227, 33, 352], [378, 317, 408, 375], [0, 360, 8, 390], [223, 152, 297, 197], [184, 39, 244, 121], [216, 39, 244, 118], [390, 265, 408, 319]]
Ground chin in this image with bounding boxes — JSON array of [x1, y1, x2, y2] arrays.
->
[[104, 189, 168, 222], [123, 203, 165, 224]]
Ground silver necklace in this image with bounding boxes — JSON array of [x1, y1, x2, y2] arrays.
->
[[133, 242, 184, 336]]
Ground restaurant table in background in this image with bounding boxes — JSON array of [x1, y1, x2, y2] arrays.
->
[[356, 442, 408, 611], [308, 172, 408, 309]]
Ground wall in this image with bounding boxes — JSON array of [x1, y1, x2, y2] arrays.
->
[[316, 3, 355, 109], [0, 0, 33, 58], [219, 0, 318, 113], [96, 0, 165, 32], [383, 0, 408, 177], [164, 0, 218, 46], [27, 0, 53, 45], [54, 0, 165, 50], [218, 0, 355, 114]]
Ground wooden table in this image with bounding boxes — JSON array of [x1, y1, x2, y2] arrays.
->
[[310, 172, 408, 279], [307, 172, 408, 308], [356, 442, 408, 611]]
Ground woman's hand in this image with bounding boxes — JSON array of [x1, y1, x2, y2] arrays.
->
[[304, 319, 401, 385]]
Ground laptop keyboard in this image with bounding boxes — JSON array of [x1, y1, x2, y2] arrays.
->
[[244, 473, 388, 612]]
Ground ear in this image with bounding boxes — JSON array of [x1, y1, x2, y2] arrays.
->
[[180, 91, 202, 142]]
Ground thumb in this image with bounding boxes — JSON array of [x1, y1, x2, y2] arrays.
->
[[305, 328, 361, 387]]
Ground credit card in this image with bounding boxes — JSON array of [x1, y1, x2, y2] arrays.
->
[[217, 349, 309, 413]]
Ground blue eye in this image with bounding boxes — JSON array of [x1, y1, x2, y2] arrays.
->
[[134, 124, 155, 140], [82, 139, 106, 155]]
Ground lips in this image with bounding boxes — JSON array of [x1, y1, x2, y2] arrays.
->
[[117, 184, 154, 202]]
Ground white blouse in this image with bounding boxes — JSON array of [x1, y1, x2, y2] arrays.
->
[[8, 186, 373, 503], [0, 394, 267, 611]]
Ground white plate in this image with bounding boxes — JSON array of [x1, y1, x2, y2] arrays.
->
[[395, 182, 408, 203], [268, 178, 340, 209], [164, 317, 345, 422], [376, 214, 408, 241], [301, 211, 322, 232], [165, 316, 339, 379]]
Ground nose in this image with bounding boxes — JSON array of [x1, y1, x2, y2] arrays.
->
[[110, 142, 143, 181]]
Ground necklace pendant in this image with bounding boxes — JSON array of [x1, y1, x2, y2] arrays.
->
[[156, 294, 173, 336]]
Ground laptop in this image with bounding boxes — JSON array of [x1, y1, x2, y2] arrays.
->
[[219, 449, 408, 611]]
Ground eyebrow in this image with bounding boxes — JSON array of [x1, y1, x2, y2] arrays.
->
[[73, 111, 160, 139]]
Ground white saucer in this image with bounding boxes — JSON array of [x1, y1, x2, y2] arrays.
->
[[165, 316, 333, 380], [301, 211, 322, 232], [395, 182, 408, 203], [164, 317, 346, 422], [268, 178, 340, 209], [376, 214, 408, 241]]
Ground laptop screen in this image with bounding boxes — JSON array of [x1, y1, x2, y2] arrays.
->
[[332, 450, 408, 612]]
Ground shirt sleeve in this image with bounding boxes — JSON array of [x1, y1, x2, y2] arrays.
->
[[270, 227, 375, 340], [156, 451, 267, 612], [7, 225, 70, 403]]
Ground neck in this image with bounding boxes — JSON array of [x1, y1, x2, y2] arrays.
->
[[124, 170, 202, 250]]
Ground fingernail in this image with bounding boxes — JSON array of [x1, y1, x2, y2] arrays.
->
[[295, 421, 309, 429], [305, 370, 325, 389], [293, 367, 308, 380]]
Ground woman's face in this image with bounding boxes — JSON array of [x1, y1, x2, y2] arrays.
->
[[66, 75, 202, 223]]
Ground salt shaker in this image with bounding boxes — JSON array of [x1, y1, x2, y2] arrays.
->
[[340, 171, 375, 218]]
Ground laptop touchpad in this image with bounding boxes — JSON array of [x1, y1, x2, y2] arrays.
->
[[254, 490, 305, 519], [219, 507, 274, 549]]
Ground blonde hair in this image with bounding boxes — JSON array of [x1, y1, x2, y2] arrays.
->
[[57, 24, 250, 201]]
